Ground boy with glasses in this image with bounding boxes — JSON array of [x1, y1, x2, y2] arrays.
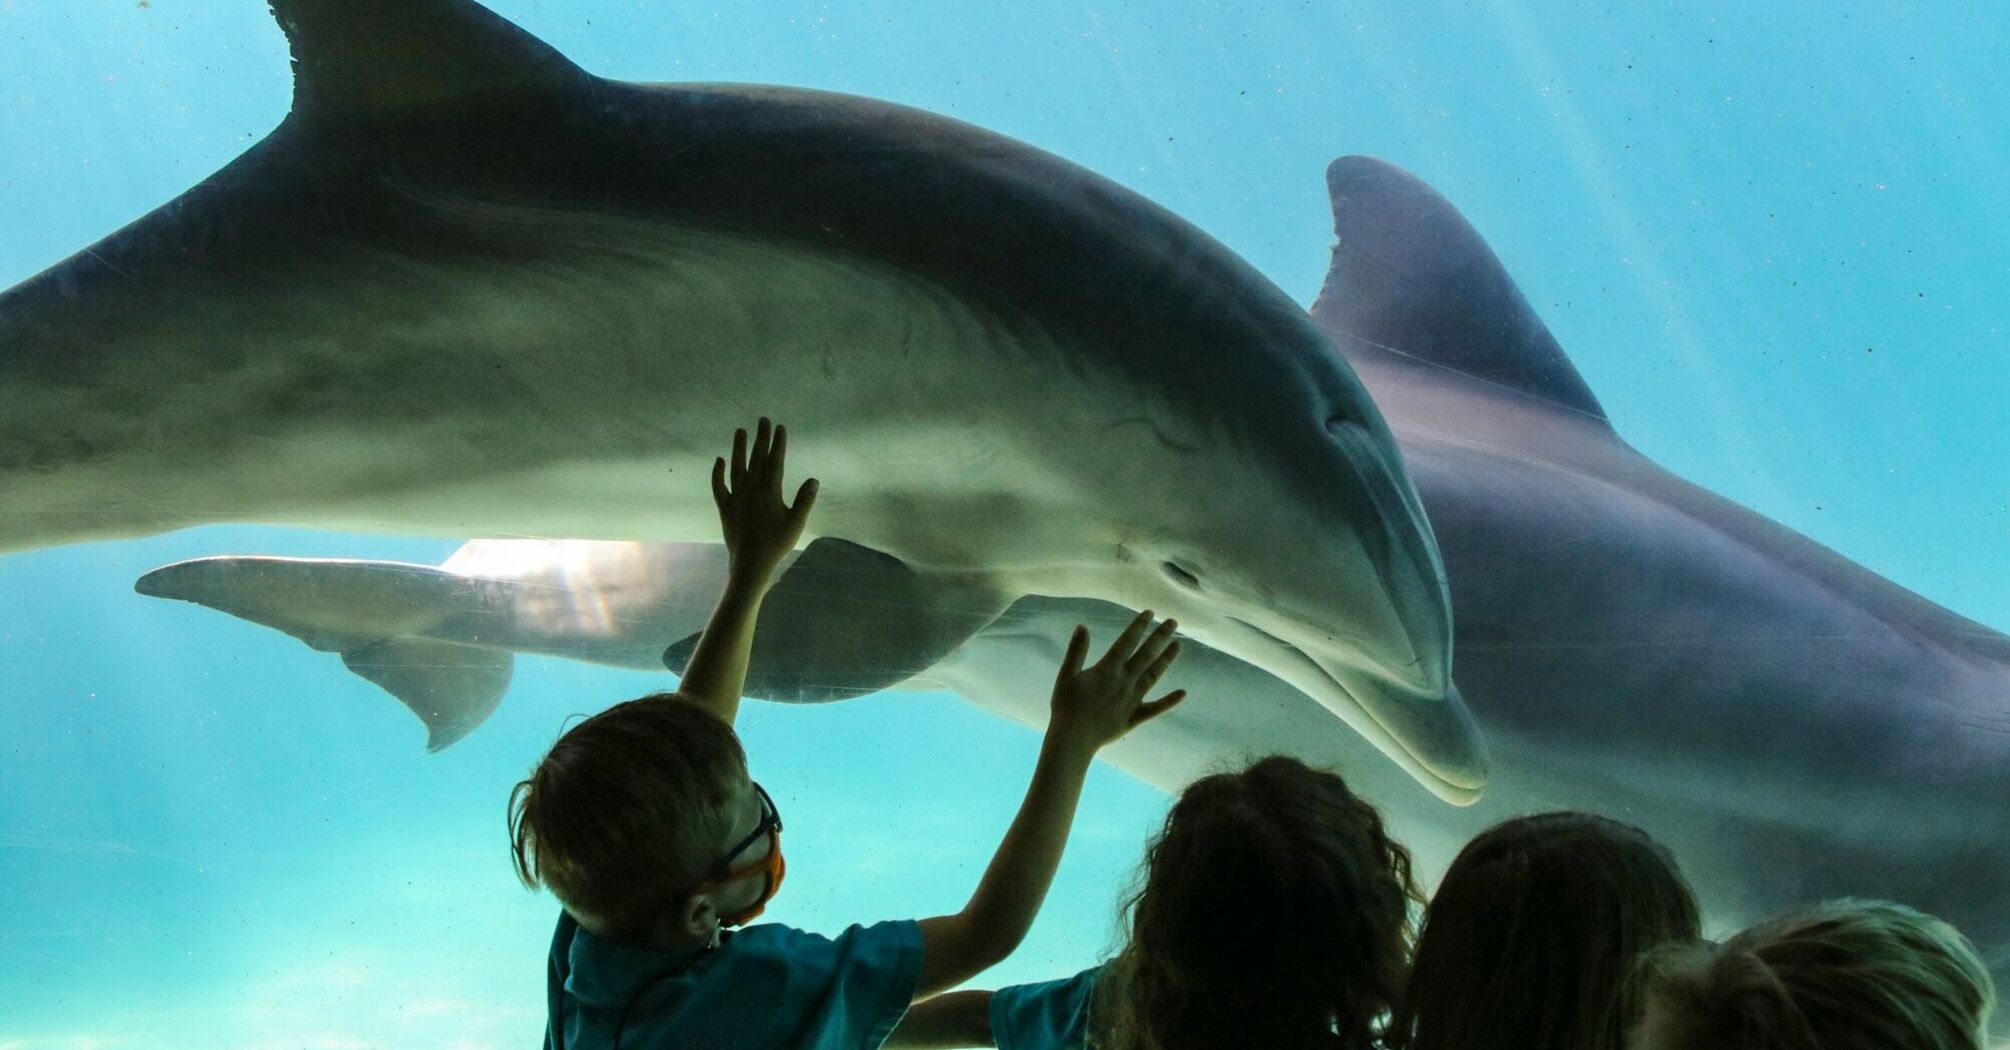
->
[[511, 419, 1185, 1048]]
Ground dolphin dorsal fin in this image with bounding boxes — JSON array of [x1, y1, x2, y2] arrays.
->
[[269, 0, 589, 121], [1311, 156, 1610, 427]]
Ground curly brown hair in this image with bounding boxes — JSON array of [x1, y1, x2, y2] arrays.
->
[[507, 693, 746, 944], [1092, 755, 1422, 1050]]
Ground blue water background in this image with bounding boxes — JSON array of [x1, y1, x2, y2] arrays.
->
[[2, 1, 2006, 1045]]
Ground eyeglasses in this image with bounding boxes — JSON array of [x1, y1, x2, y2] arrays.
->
[[697, 781, 786, 927], [711, 781, 782, 878]]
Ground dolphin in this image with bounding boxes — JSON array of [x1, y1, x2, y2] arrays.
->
[[135, 155, 2010, 998], [0, 1, 1482, 800], [1308, 156, 2010, 985]]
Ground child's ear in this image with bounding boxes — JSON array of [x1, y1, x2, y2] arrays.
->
[[678, 891, 718, 941]]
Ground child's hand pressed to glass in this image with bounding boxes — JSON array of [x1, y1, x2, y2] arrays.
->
[[909, 608, 1184, 999], [1047, 616, 1185, 756], [669, 419, 1187, 1013], [712, 416, 818, 585], [677, 417, 818, 727]]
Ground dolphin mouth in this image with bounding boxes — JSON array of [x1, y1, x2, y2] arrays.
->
[[1231, 616, 1486, 804]]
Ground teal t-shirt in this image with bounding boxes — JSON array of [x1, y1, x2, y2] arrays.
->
[[545, 912, 924, 1050], [990, 965, 1104, 1050]]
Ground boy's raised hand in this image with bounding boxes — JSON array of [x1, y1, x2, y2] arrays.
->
[[713, 417, 819, 584], [909, 609, 1187, 998], [1048, 611, 1186, 752], [673, 418, 817, 726]]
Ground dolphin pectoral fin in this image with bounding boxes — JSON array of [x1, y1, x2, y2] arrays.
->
[[1312, 156, 1611, 427], [341, 639, 512, 751], [270, 0, 589, 121], [663, 538, 1012, 703]]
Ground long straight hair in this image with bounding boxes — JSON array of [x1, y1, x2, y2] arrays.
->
[[1386, 812, 1700, 1050], [1093, 755, 1421, 1050]]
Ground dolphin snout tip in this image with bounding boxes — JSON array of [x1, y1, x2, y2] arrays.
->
[[1430, 761, 1488, 807], [1383, 680, 1489, 806]]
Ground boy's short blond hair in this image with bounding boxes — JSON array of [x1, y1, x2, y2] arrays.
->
[[1637, 899, 1997, 1050], [509, 693, 747, 942]]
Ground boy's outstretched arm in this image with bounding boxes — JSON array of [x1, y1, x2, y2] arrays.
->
[[884, 990, 994, 1049], [912, 612, 1185, 999], [674, 417, 818, 728]]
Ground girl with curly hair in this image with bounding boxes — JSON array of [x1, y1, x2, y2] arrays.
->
[[889, 754, 1421, 1049]]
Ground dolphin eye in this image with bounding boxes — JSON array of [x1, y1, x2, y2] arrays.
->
[[1162, 562, 1201, 589]]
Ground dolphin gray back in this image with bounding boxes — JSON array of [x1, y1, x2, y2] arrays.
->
[[2, 0, 1389, 550]]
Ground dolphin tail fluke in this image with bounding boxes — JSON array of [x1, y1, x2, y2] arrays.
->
[[135, 555, 512, 750], [269, 0, 591, 122], [663, 538, 1013, 702], [1312, 155, 1612, 427]]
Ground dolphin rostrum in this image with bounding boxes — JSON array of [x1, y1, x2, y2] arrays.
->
[[0, 1, 1480, 800], [136, 156, 2010, 998]]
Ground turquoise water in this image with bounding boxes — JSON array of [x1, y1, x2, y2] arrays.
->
[[2, 2, 2005, 1046]]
